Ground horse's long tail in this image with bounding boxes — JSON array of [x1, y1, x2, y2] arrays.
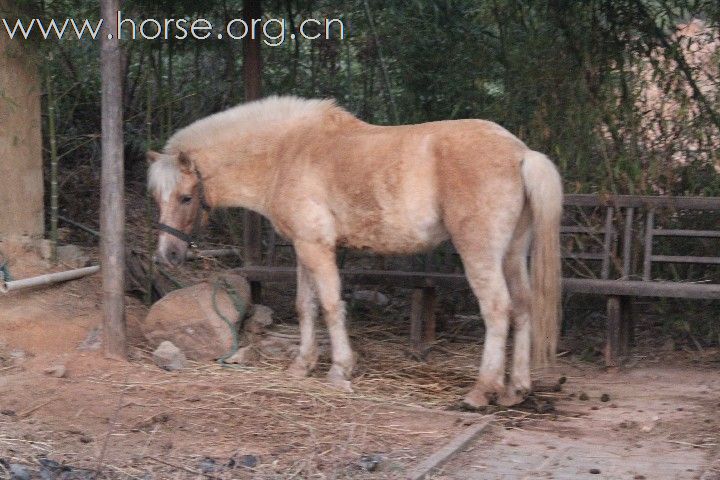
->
[[521, 151, 563, 366]]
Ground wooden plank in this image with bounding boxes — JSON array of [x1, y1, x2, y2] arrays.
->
[[565, 194, 720, 210], [406, 416, 494, 480], [650, 255, 720, 265], [563, 278, 720, 299], [563, 252, 606, 261], [234, 267, 720, 298], [233, 266, 469, 288], [652, 229, 720, 238], [561, 226, 605, 234], [100, 0, 127, 360]]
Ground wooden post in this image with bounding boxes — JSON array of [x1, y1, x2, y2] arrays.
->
[[619, 296, 634, 356], [605, 295, 634, 366], [100, 0, 127, 359], [242, 0, 264, 303], [605, 295, 621, 367], [410, 287, 437, 350]]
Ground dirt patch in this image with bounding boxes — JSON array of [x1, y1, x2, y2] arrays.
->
[[433, 365, 720, 479], [1, 249, 719, 479]]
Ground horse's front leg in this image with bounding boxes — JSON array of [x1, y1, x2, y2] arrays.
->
[[294, 240, 354, 391], [288, 264, 320, 377]]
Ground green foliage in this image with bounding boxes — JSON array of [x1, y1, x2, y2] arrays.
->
[[10, 0, 716, 222]]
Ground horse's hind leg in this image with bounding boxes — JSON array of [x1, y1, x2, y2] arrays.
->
[[288, 264, 320, 377], [461, 254, 512, 407], [293, 240, 355, 391], [499, 207, 533, 406], [449, 205, 518, 407]]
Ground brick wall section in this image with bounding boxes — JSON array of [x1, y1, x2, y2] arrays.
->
[[0, 2, 43, 238]]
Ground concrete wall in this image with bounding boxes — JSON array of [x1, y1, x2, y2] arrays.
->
[[0, 5, 44, 238]]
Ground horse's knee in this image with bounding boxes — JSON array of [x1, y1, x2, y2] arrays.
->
[[322, 300, 346, 324]]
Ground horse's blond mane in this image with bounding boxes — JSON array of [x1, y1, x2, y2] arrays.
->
[[148, 96, 341, 200], [164, 95, 339, 154], [148, 155, 181, 201]]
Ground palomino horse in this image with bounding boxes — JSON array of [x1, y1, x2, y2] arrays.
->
[[148, 96, 562, 407]]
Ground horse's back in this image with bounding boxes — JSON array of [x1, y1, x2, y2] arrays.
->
[[271, 118, 528, 254]]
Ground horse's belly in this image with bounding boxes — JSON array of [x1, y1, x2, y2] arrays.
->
[[336, 207, 448, 254]]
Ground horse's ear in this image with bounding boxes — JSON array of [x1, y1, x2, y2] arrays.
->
[[177, 151, 194, 173], [146, 150, 161, 164]]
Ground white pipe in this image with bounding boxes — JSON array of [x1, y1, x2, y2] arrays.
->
[[0, 265, 100, 293]]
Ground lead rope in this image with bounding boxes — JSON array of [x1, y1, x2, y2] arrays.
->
[[211, 277, 249, 365]]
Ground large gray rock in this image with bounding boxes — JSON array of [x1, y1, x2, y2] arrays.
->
[[142, 274, 256, 361]]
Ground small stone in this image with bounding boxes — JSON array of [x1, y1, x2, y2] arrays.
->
[[239, 455, 257, 468], [558, 376, 567, 384], [199, 457, 217, 473], [229, 454, 257, 469], [79, 435, 92, 444], [9, 463, 31, 480], [634, 475, 646, 480], [358, 454, 382, 472], [10, 350, 26, 362], [1, 409, 15, 416], [38, 458, 62, 470], [579, 392, 589, 401], [352, 290, 390, 306], [44, 364, 67, 378], [152, 341, 186, 371], [600, 393, 610, 402], [589, 468, 601, 474], [78, 327, 102, 351], [640, 424, 654, 433]]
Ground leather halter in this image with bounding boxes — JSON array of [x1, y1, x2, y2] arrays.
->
[[155, 168, 211, 249]]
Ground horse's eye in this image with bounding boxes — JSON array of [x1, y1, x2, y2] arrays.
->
[[180, 195, 193, 205]]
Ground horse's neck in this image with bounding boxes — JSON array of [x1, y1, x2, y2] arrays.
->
[[202, 148, 275, 215]]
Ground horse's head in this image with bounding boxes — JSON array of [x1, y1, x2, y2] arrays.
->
[[147, 150, 210, 267]]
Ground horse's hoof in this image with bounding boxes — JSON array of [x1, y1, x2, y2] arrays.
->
[[327, 366, 353, 393], [462, 387, 492, 408], [498, 389, 527, 407], [287, 358, 311, 378]]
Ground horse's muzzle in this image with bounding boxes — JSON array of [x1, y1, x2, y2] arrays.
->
[[154, 245, 186, 267]]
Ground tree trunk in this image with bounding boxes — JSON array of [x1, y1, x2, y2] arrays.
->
[[100, 0, 127, 360], [242, 0, 264, 303]]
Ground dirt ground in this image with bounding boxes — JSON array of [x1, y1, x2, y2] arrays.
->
[[1, 245, 719, 479]]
